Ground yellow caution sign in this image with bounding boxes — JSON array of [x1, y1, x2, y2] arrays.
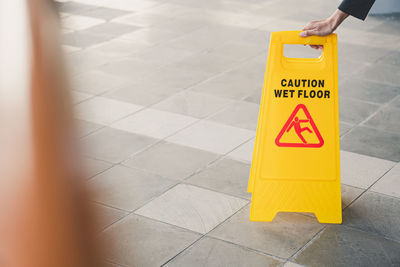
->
[[248, 31, 341, 224]]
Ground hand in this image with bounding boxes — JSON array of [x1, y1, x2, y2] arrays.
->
[[300, 19, 333, 50], [300, 19, 335, 37], [300, 9, 349, 50], [300, 19, 334, 50]]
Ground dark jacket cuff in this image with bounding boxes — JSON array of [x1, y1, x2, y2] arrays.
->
[[338, 0, 375, 20]]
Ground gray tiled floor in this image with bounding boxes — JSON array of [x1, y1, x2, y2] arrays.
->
[[209, 205, 324, 259], [294, 226, 400, 267], [166, 237, 282, 267], [59, 0, 400, 265], [123, 141, 219, 180]]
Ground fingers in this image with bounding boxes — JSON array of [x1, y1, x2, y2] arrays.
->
[[309, 45, 323, 50], [299, 29, 318, 37]]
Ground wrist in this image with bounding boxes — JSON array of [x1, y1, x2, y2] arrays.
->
[[328, 9, 349, 32]]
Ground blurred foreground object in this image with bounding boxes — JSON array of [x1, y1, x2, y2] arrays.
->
[[0, 1, 101, 266]]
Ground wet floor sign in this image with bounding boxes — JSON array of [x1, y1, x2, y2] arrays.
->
[[248, 31, 341, 224]]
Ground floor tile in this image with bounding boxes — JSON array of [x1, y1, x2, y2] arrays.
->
[[56, 1, 97, 14], [105, 81, 173, 106], [166, 237, 282, 267], [62, 14, 105, 31], [96, 58, 158, 80], [370, 20, 400, 37], [76, 7, 131, 21], [341, 15, 385, 31], [74, 96, 143, 125], [89, 39, 151, 58], [375, 50, 400, 67], [119, 27, 181, 45], [83, 22, 141, 38], [71, 70, 128, 95], [173, 53, 238, 77], [89, 165, 176, 211], [81, 127, 156, 163], [354, 63, 400, 87], [339, 78, 400, 104], [339, 28, 400, 50], [65, 50, 111, 75], [102, 214, 200, 267], [341, 184, 364, 208], [338, 58, 368, 81], [283, 43, 322, 59], [102, 261, 121, 267], [338, 43, 393, 65], [83, 157, 113, 179], [138, 66, 211, 93], [206, 40, 266, 62], [142, 3, 192, 18], [339, 122, 353, 136], [62, 30, 112, 48], [152, 16, 207, 36], [340, 126, 400, 162], [135, 184, 248, 234], [76, 119, 103, 138], [389, 95, 400, 109], [282, 262, 306, 267], [340, 150, 395, 188], [71, 90, 93, 104], [294, 225, 400, 267], [186, 158, 251, 199], [208, 101, 260, 130], [92, 203, 128, 231], [259, 18, 305, 32], [123, 141, 219, 180], [226, 138, 255, 163], [166, 120, 255, 155], [62, 45, 81, 54], [111, 12, 172, 27], [363, 106, 400, 134], [152, 91, 233, 119], [190, 63, 263, 100], [339, 97, 380, 125], [111, 108, 197, 139], [100, 0, 161, 12], [343, 191, 400, 242], [165, 24, 243, 53], [371, 163, 400, 198], [244, 88, 263, 104], [131, 45, 195, 66], [209, 205, 324, 259]]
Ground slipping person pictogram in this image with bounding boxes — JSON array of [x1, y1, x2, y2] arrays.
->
[[275, 104, 324, 148], [287, 116, 312, 144]]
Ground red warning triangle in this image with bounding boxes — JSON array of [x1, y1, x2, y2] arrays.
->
[[275, 104, 324, 148]]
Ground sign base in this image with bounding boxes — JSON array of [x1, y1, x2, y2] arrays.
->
[[250, 180, 342, 223]]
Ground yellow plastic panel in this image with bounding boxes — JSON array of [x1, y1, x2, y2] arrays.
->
[[248, 31, 341, 224]]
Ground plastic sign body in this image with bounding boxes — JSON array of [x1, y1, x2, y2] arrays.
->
[[248, 31, 341, 224]]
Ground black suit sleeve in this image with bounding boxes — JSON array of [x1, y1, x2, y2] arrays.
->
[[338, 0, 376, 20]]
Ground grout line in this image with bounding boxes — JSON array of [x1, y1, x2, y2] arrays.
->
[[104, 259, 129, 267], [287, 163, 399, 261], [160, 235, 207, 266], [160, 203, 252, 266], [286, 224, 327, 262], [341, 224, 400, 244], [342, 163, 397, 211], [204, 235, 288, 263], [340, 91, 400, 140], [90, 200, 130, 213], [288, 163, 400, 262]]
